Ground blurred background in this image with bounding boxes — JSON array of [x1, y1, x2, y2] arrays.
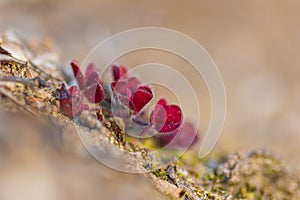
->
[[0, 0, 299, 199]]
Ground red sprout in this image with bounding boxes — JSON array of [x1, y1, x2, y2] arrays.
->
[[60, 83, 89, 118], [84, 83, 105, 104], [111, 67, 153, 113], [129, 85, 153, 113], [150, 98, 183, 133], [70, 61, 104, 103], [71, 61, 85, 90], [110, 65, 199, 150]]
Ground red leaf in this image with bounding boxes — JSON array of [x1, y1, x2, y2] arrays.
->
[[60, 83, 69, 100], [157, 98, 167, 106], [126, 77, 140, 91], [85, 63, 97, 78], [112, 64, 128, 81], [85, 71, 100, 88], [151, 98, 183, 133], [71, 61, 86, 90], [84, 83, 105, 103], [111, 80, 128, 95], [129, 85, 153, 113], [137, 85, 152, 94]]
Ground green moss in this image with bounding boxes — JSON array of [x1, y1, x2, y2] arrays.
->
[[100, 119, 299, 199], [152, 168, 168, 181]]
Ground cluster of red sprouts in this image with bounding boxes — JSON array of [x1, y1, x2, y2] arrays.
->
[[60, 61, 198, 149]]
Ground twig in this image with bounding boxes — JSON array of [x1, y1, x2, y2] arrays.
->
[[0, 74, 37, 87], [0, 75, 51, 88]]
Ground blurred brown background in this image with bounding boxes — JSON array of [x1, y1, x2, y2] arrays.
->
[[1, 0, 300, 199]]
